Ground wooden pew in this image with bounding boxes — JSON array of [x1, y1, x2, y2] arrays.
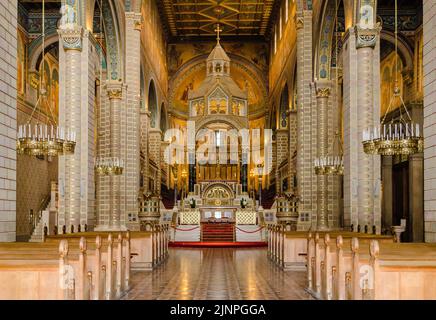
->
[[306, 232, 395, 299], [0, 233, 130, 300], [315, 234, 436, 300]]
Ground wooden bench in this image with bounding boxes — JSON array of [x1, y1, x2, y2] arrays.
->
[[310, 233, 436, 300], [308, 232, 394, 299], [0, 234, 129, 300]]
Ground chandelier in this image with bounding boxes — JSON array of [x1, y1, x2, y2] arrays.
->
[[314, 1, 343, 177], [314, 132, 344, 176], [94, 3, 123, 176], [362, 0, 423, 156], [94, 157, 124, 176], [17, 0, 76, 157]]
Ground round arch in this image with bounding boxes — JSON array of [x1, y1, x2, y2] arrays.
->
[[160, 103, 168, 132], [148, 80, 158, 128], [279, 83, 290, 129]]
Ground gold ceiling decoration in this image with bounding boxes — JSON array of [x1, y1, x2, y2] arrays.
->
[[158, 0, 277, 38]]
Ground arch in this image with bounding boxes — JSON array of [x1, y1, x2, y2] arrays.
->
[[195, 115, 247, 135], [202, 182, 235, 205], [380, 31, 414, 72], [169, 53, 268, 117], [160, 103, 168, 132], [316, 0, 345, 80], [279, 83, 290, 129], [28, 31, 59, 72], [148, 80, 158, 128], [101, 0, 123, 81]]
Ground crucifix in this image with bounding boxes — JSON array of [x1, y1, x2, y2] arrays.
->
[[215, 23, 223, 43]]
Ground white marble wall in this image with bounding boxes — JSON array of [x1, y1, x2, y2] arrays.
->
[[0, 0, 17, 242], [423, 0, 436, 243]]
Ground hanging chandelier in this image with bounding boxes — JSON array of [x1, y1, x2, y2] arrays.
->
[[94, 1, 123, 176], [17, 0, 76, 157], [314, 132, 344, 176], [362, 0, 423, 156], [314, 0, 343, 177], [95, 157, 124, 176]]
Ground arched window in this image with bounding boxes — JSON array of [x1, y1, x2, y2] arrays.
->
[[148, 80, 158, 128], [279, 83, 289, 128]]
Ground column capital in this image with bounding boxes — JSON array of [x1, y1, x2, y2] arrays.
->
[[315, 81, 332, 98], [294, 15, 304, 30], [106, 82, 124, 100], [126, 12, 143, 31], [58, 25, 83, 51], [354, 24, 381, 49]]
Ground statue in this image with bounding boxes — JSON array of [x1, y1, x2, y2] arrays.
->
[[59, 3, 77, 29]]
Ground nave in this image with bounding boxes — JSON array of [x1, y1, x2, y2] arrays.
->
[[123, 248, 312, 300]]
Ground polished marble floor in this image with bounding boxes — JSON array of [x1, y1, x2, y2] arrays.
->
[[123, 248, 313, 300]]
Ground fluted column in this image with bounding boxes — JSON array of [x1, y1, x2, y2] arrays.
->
[[315, 84, 331, 230]]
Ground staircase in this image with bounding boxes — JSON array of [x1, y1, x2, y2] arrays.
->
[[29, 195, 51, 243], [201, 223, 235, 242]]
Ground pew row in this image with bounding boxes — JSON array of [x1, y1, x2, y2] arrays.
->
[[0, 234, 128, 300], [266, 225, 394, 271], [45, 226, 169, 270], [308, 232, 436, 300]]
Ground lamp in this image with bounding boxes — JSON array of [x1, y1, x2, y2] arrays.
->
[[94, 1, 123, 176], [362, 0, 423, 156], [17, 0, 76, 157]]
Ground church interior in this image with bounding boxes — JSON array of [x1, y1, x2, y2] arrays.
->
[[0, 0, 435, 300]]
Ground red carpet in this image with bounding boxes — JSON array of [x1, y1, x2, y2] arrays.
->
[[169, 241, 268, 248]]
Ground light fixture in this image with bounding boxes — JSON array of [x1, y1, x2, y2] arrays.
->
[[94, 157, 124, 176], [362, 0, 423, 156], [314, 132, 344, 176], [94, 0, 123, 176], [17, 0, 76, 157], [314, 0, 343, 176]]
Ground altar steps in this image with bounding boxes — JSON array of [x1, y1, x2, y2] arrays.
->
[[201, 224, 235, 242]]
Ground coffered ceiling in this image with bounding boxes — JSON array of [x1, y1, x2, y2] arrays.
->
[[157, 0, 280, 41]]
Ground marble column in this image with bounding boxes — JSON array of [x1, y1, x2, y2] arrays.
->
[[343, 26, 382, 233], [295, 10, 315, 230], [107, 83, 123, 230], [381, 156, 393, 230], [124, 12, 142, 230], [58, 26, 96, 233], [315, 84, 331, 230], [409, 153, 424, 242]]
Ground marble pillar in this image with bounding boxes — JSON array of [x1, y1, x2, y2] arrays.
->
[[58, 26, 96, 233], [343, 26, 382, 234], [315, 83, 331, 230], [295, 10, 315, 230]]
